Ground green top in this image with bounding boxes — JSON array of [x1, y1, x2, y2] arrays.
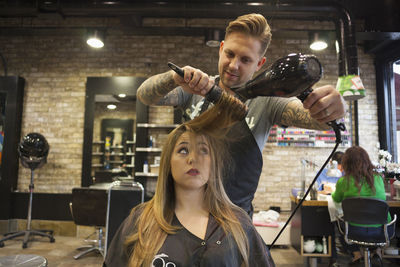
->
[[332, 174, 391, 227]]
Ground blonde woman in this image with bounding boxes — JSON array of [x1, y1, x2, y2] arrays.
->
[[104, 97, 274, 266]]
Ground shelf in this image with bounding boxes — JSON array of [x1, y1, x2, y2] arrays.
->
[[136, 147, 162, 152], [109, 160, 123, 164], [135, 172, 158, 177], [137, 123, 179, 128], [277, 140, 314, 143], [110, 153, 124, 156], [110, 146, 124, 149], [382, 254, 400, 258], [301, 235, 331, 257], [126, 153, 135, 156], [91, 164, 103, 167], [93, 141, 105, 144], [126, 140, 135, 144], [125, 165, 135, 168]]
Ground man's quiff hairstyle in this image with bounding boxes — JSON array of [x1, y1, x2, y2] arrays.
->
[[225, 13, 272, 56]]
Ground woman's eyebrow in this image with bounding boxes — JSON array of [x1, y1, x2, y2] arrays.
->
[[177, 141, 188, 146], [197, 141, 209, 146]]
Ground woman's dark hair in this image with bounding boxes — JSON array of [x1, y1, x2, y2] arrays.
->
[[342, 146, 376, 194], [332, 151, 344, 164]]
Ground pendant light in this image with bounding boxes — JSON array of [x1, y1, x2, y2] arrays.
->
[[87, 30, 105, 48], [309, 32, 328, 51]]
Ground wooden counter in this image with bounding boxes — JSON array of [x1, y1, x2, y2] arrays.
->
[[290, 194, 400, 207], [290, 194, 400, 264]]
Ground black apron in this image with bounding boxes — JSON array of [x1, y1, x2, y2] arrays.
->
[[224, 120, 263, 218]]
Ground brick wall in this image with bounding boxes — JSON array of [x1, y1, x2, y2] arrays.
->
[[0, 17, 379, 212]]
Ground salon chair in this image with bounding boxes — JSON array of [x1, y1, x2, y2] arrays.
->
[[70, 187, 108, 259], [337, 197, 397, 267]]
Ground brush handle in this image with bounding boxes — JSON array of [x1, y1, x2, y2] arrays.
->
[[167, 62, 224, 104], [167, 62, 184, 77]]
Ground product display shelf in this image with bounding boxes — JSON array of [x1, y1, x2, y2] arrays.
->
[[267, 125, 352, 147], [134, 101, 182, 199]]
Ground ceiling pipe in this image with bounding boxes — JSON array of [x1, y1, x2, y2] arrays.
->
[[0, 1, 359, 77]]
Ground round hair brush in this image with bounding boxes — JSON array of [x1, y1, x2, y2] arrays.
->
[[168, 62, 248, 121]]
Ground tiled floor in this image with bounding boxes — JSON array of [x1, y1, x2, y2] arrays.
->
[[0, 235, 399, 266]]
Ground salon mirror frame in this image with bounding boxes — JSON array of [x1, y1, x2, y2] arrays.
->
[[82, 77, 146, 187]]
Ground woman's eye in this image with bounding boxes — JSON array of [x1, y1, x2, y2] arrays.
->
[[199, 146, 209, 155], [178, 147, 189, 154]]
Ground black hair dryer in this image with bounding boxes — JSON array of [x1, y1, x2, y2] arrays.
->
[[233, 53, 322, 100], [231, 53, 346, 143]]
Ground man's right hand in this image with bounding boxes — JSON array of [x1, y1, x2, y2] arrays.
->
[[172, 66, 215, 96]]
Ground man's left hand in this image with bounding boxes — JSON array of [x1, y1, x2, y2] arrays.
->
[[302, 85, 346, 123]]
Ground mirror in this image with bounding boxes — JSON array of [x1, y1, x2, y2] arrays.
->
[[0, 76, 24, 220], [0, 92, 5, 179], [82, 77, 146, 187]]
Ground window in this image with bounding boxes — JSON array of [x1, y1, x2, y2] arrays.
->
[[394, 61, 400, 159], [376, 43, 400, 163]]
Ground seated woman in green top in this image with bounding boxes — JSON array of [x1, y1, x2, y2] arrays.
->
[[332, 145, 393, 264]]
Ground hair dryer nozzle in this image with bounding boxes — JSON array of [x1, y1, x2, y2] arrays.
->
[[233, 53, 322, 100]]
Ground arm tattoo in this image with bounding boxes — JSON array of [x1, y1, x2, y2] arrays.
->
[[137, 71, 179, 106], [280, 100, 329, 130]]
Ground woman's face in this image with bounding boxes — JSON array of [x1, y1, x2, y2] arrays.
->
[[170, 132, 211, 191]]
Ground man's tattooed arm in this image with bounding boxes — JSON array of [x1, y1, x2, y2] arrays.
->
[[137, 70, 180, 106], [279, 100, 330, 130]]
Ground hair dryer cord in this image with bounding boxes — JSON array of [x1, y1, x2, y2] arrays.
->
[[269, 90, 345, 249]]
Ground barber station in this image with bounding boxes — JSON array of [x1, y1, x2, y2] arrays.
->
[[0, 1, 400, 266]]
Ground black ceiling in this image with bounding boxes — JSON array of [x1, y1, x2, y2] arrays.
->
[[0, 0, 399, 53]]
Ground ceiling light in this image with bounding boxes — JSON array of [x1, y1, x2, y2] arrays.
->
[[309, 32, 328, 51], [118, 93, 126, 98], [205, 29, 224, 48], [87, 30, 105, 48], [107, 104, 117, 110], [247, 2, 264, 6]]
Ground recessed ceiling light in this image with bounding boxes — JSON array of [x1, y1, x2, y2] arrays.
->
[[107, 104, 117, 110], [118, 93, 126, 98]]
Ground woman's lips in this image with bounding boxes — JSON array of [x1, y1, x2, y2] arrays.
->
[[187, 168, 200, 176]]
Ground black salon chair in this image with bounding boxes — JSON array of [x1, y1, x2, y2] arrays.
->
[[0, 133, 55, 249], [70, 187, 108, 259], [337, 197, 397, 267]]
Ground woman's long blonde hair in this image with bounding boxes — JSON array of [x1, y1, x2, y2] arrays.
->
[[125, 92, 250, 266]]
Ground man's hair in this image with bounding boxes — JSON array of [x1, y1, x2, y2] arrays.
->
[[332, 151, 344, 164], [225, 13, 272, 56]]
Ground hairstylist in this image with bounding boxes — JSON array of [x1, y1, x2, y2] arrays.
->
[[137, 13, 346, 217]]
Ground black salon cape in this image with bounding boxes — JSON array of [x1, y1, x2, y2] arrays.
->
[[104, 206, 275, 267]]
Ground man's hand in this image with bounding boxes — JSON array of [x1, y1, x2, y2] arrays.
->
[[302, 85, 346, 123], [172, 66, 215, 96]]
